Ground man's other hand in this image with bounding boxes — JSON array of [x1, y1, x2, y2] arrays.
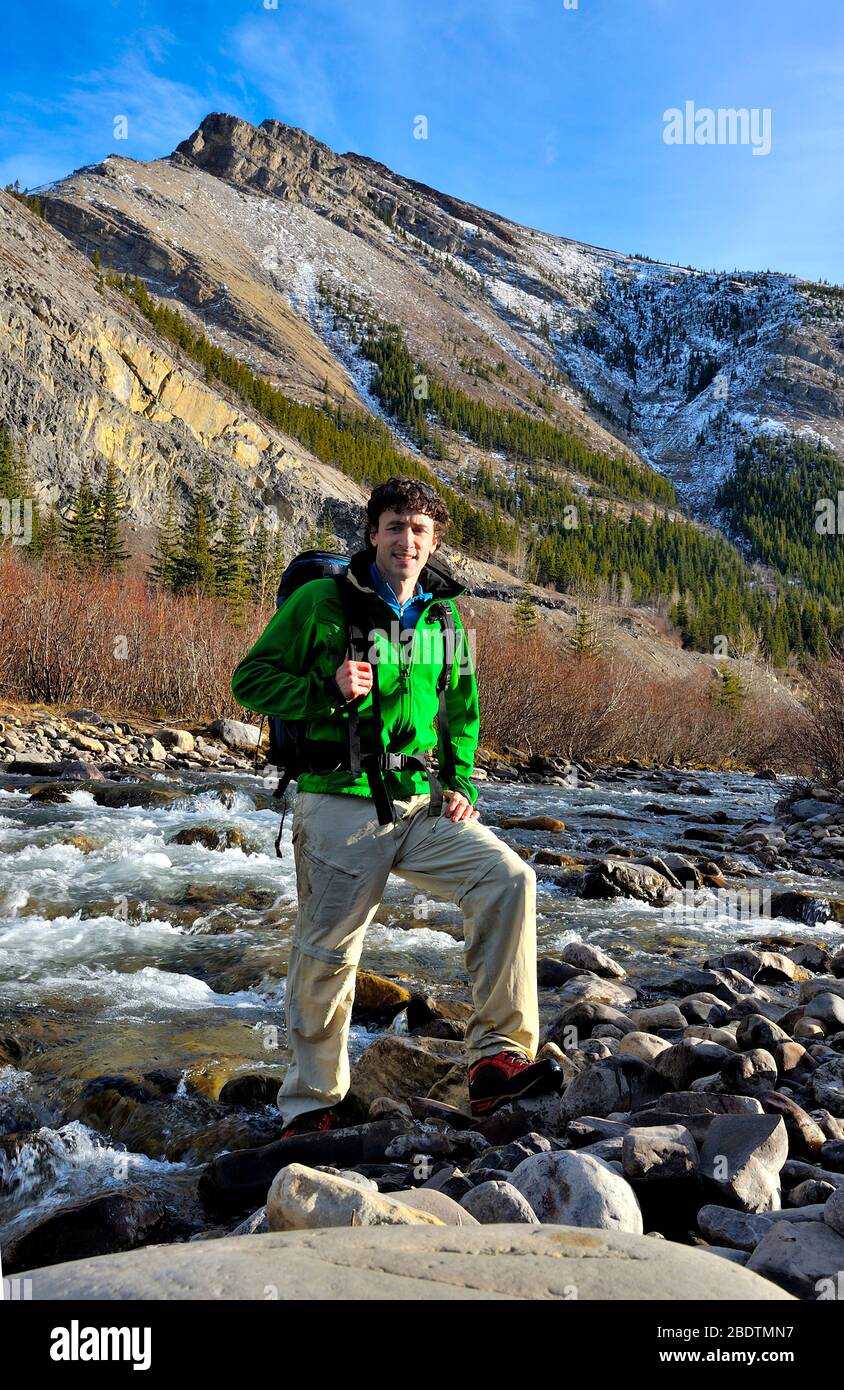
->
[[443, 790, 480, 822], [335, 655, 373, 700]]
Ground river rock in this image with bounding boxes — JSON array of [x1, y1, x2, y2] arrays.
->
[[230, 1206, 270, 1235], [170, 825, 246, 851], [654, 1039, 734, 1091], [391, 1188, 479, 1226], [786, 1179, 835, 1206], [465, 1133, 555, 1172], [384, 1128, 489, 1165], [561, 1057, 665, 1120], [747, 1220, 844, 1298], [758, 1092, 828, 1158], [698, 1203, 830, 1251], [460, 1181, 539, 1224], [267, 1163, 444, 1232], [209, 719, 261, 749], [15, 1225, 796, 1300], [811, 1057, 844, 1115], [559, 942, 626, 979], [500, 815, 566, 831], [825, 1186, 844, 1235], [720, 1049, 778, 1096], [678, 993, 731, 1026], [800, 975, 844, 1004], [684, 1025, 738, 1050], [199, 1117, 410, 1215], [735, 1014, 791, 1051], [621, 1125, 699, 1182], [619, 1032, 672, 1065], [537, 957, 584, 987], [805, 992, 844, 1031], [157, 728, 196, 752], [349, 1035, 464, 1110], [2, 1185, 170, 1275], [510, 1150, 643, 1232], [543, 1002, 636, 1048], [218, 1073, 282, 1107], [820, 1139, 844, 1170], [794, 1019, 826, 1041], [770, 889, 829, 925], [699, 1114, 789, 1211], [351, 971, 412, 1025], [554, 973, 637, 1009], [631, 1004, 688, 1031], [580, 859, 676, 906]]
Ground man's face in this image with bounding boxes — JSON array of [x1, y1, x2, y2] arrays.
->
[[369, 509, 439, 591]]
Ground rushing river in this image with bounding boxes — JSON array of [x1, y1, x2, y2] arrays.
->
[[2, 765, 843, 1248]]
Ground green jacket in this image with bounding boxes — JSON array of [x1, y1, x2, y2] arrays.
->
[[231, 549, 480, 805]]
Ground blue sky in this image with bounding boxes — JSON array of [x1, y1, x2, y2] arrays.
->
[[4, 0, 843, 281]]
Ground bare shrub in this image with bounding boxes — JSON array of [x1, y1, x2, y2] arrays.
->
[[799, 654, 844, 787], [0, 552, 264, 720], [470, 601, 802, 770]]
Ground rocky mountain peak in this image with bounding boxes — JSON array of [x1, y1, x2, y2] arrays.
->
[[173, 111, 363, 207]]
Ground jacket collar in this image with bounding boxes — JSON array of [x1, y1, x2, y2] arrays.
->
[[347, 547, 466, 602]]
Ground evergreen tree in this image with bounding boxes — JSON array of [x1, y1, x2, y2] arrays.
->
[[176, 463, 217, 595], [513, 588, 539, 636], [147, 483, 181, 589], [570, 605, 601, 658], [61, 467, 99, 568], [713, 661, 746, 713], [214, 490, 250, 622], [96, 461, 129, 571], [0, 427, 16, 499], [35, 505, 61, 560]]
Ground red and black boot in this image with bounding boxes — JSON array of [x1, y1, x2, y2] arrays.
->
[[279, 1107, 340, 1140], [467, 1050, 563, 1119]]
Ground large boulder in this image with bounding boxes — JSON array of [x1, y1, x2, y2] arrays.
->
[[209, 719, 261, 750], [699, 1114, 789, 1212], [698, 1203, 830, 1251], [621, 1125, 699, 1183], [811, 1057, 844, 1116], [267, 1163, 445, 1231], [580, 859, 676, 906], [510, 1150, 643, 1233], [559, 942, 627, 979], [747, 1221, 844, 1299], [561, 1057, 665, 1120], [460, 1181, 540, 1224], [2, 1186, 169, 1275], [349, 1035, 464, 1111], [15, 1226, 796, 1301]]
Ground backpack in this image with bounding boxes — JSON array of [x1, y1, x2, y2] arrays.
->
[[264, 550, 458, 855]]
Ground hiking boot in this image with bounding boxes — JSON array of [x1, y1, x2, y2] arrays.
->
[[467, 1050, 563, 1119], [279, 1107, 340, 1140]]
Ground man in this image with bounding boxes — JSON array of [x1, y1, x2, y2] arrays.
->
[[231, 476, 561, 1135]]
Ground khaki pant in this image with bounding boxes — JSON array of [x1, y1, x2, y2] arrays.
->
[[277, 790, 539, 1125]]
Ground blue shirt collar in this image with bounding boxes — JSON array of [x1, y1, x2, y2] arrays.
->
[[369, 560, 432, 615]]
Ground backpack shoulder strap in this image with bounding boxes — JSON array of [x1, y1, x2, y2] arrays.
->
[[427, 600, 458, 785]]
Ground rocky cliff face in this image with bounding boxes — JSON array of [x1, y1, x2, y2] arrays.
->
[[0, 188, 370, 552]]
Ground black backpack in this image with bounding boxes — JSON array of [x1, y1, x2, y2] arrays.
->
[[265, 550, 458, 855]]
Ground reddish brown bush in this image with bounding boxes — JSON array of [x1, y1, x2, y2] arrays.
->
[[0, 552, 264, 720], [469, 602, 802, 770]]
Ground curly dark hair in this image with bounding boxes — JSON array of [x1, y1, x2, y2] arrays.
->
[[365, 476, 450, 543]]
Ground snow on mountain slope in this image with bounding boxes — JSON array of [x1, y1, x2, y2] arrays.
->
[[34, 111, 844, 521]]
